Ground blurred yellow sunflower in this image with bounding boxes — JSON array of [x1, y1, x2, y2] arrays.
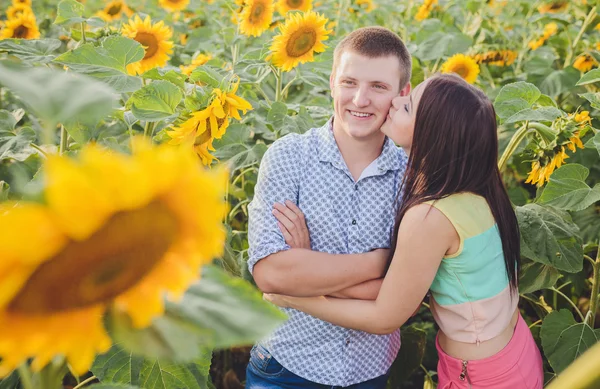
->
[[6, 3, 32, 19], [472, 50, 517, 66], [269, 10, 331, 71], [573, 54, 598, 72], [96, 0, 133, 22], [538, 1, 568, 14], [277, 0, 313, 15], [441, 54, 480, 84], [239, 0, 274, 37], [180, 53, 213, 76], [11, 0, 31, 5], [158, 0, 190, 12], [0, 141, 227, 377], [349, 0, 375, 13], [0, 12, 39, 40], [415, 0, 437, 21], [529, 22, 558, 50], [122, 15, 174, 75]]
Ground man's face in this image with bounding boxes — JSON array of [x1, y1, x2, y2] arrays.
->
[[330, 51, 407, 141]]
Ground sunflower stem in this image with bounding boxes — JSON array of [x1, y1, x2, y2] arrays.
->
[[334, 0, 350, 36], [72, 375, 97, 389], [274, 67, 283, 102], [564, 6, 596, 68], [498, 122, 531, 172], [280, 73, 299, 100], [80, 21, 87, 44], [143, 121, 155, 138], [587, 242, 600, 328], [59, 125, 68, 155], [17, 364, 34, 389]]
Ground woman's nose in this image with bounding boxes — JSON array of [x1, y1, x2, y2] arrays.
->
[[391, 96, 404, 108]]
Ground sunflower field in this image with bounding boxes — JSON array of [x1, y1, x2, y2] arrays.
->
[[1, 0, 600, 388]]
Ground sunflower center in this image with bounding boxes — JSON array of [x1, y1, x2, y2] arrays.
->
[[249, 4, 265, 24], [136, 32, 160, 59], [8, 201, 179, 314], [451, 65, 470, 79], [286, 0, 304, 8], [107, 3, 122, 15], [13, 25, 29, 39], [285, 28, 317, 58]]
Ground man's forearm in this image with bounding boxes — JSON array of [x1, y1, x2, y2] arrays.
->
[[252, 248, 386, 297], [328, 278, 383, 300]]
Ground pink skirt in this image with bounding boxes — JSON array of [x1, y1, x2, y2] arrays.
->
[[436, 314, 543, 389]]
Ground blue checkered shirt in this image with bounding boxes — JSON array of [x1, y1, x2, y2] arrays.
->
[[247, 119, 408, 386]]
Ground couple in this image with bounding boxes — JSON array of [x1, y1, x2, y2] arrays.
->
[[247, 27, 543, 389]]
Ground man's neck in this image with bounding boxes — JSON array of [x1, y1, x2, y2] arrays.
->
[[332, 121, 386, 182]]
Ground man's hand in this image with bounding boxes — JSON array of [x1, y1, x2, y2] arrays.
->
[[272, 200, 311, 249]]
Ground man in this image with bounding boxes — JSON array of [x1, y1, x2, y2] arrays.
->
[[247, 26, 412, 388]]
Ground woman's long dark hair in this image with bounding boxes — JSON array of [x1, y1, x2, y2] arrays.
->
[[390, 74, 520, 291]]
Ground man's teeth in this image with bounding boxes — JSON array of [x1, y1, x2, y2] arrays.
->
[[350, 111, 372, 117]]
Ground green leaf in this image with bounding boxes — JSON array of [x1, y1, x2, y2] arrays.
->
[[0, 110, 17, 132], [54, 36, 144, 93], [164, 265, 287, 349], [92, 345, 212, 389], [267, 102, 287, 128], [516, 204, 583, 273], [126, 81, 182, 122], [593, 132, 600, 158], [538, 164, 600, 211], [579, 93, 600, 110], [539, 68, 581, 97], [189, 66, 226, 88], [414, 32, 472, 61], [141, 69, 187, 90], [0, 369, 20, 389], [518, 259, 561, 294], [0, 39, 62, 63], [541, 310, 600, 374], [0, 181, 9, 202], [386, 325, 426, 387], [0, 61, 116, 127], [577, 68, 600, 86], [0, 128, 37, 162], [88, 385, 140, 389], [504, 107, 564, 124], [494, 82, 541, 121], [54, 0, 86, 25]]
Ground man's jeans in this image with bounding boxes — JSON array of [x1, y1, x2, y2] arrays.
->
[[245, 344, 390, 389]]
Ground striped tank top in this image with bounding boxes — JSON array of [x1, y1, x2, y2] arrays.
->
[[425, 192, 518, 344]]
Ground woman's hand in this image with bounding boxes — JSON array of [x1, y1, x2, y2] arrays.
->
[[272, 200, 311, 249], [263, 293, 293, 308]]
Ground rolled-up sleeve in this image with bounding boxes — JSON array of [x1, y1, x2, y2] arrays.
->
[[247, 134, 302, 274]]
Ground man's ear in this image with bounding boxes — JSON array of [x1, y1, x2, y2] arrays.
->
[[329, 72, 335, 98], [399, 82, 411, 96]]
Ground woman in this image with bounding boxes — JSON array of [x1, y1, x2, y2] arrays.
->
[[264, 74, 543, 388]]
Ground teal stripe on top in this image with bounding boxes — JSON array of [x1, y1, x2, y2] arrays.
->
[[430, 224, 509, 306]]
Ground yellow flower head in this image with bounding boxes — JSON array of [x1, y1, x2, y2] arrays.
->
[[159, 0, 190, 12], [525, 148, 569, 187], [415, 0, 437, 21], [0, 11, 39, 40], [574, 110, 591, 124], [6, 3, 33, 19], [212, 79, 253, 122], [573, 54, 597, 73], [180, 53, 212, 76], [11, 0, 31, 5], [528, 22, 558, 50], [472, 50, 517, 66], [538, 1, 568, 14], [122, 15, 174, 75], [96, 0, 133, 22], [440, 54, 480, 84], [0, 141, 227, 377], [269, 10, 332, 72], [239, 0, 274, 37], [277, 0, 313, 15]]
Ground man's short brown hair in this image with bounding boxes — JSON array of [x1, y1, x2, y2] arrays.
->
[[333, 26, 412, 89]]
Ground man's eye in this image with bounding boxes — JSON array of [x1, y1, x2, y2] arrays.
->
[[342, 80, 354, 85], [374, 84, 386, 90]]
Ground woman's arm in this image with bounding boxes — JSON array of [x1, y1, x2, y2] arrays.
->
[[265, 203, 458, 334], [328, 278, 383, 300]]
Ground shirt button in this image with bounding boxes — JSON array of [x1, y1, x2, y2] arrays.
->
[[351, 219, 357, 225]]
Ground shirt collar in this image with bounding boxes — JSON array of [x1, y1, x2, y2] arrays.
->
[[316, 117, 405, 174]]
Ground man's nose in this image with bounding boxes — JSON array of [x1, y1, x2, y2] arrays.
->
[[352, 87, 370, 107]]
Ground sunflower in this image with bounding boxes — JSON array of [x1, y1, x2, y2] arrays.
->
[[529, 22, 558, 50], [440, 54, 480, 84], [122, 15, 174, 75], [538, 1, 568, 14], [96, 0, 133, 22], [158, 0, 190, 12], [11, 0, 31, 5], [195, 137, 218, 166], [277, 0, 312, 15], [269, 11, 331, 71], [349, 0, 375, 13], [0, 141, 227, 376], [239, 0, 274, 37], [472, 50, 517, 66], [415, 0, 437, 21], [212, 79, 253, 122], [180, 53, 212, 76], [573, 54, 598, 72], [525, 148, 569, 186], [0, 12, 40, 40], [6, 3, 32, 19]]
